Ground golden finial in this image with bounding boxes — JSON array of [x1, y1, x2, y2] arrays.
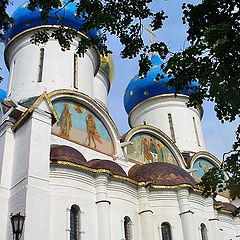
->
[[144, 91, 148, 96], [130, 91, 134, 96]]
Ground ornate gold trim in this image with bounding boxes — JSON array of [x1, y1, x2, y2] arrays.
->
[[48, 89, 121, 139], [51, 160, 200, 191], [12, 91, 59, 132]]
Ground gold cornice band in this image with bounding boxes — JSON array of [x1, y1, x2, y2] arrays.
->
[[50, 160, 199, 191]]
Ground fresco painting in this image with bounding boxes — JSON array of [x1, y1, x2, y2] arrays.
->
[[192, 158, 215, 182], [52, 100, 114, 156], [127, 133, 178, 165]]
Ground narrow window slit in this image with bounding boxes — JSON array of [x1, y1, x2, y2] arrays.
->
[[38, 48, 45, 82], [74, 54, 78, 89], [168, 113, 176, 143], [193, 117, 201, 146]]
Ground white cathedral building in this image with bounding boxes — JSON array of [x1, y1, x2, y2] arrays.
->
[[0, 1, 239, 240]]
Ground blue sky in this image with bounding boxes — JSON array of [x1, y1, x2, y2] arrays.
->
[[0, 0, 239, 160]]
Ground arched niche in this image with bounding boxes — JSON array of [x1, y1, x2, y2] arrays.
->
[[190, 151, 221, 182], [49, 90, 120, 157], [123, 125, 186, 168]]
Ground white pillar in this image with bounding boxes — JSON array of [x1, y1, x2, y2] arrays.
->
[[95, 174, 111, 240], [8, 108, 52, 240], [204, 197, 221, 240], [177, 188, 196, 240], [138, 187, 155, 240], [235, 217, 240, 240], [0, 120, 15, 240]]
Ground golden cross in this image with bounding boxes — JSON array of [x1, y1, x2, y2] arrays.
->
[[144, 26, 156, 44]]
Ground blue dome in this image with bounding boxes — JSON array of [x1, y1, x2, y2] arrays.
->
[[124, 54, 198, 114], [0, 89, 6, 100], [5, 1, 99, 44]]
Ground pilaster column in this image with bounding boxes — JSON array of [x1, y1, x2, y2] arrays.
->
[[204, 197, 221, 240], [234, 217, 240, 240], [0, 120, 15, 240], [95, 174, 111, 240], [66, 207, 71, 240], [11, 109, 52, 240], [177, 188, 196, 240], [138, 187, 154, 240]]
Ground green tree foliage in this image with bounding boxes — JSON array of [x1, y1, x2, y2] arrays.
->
[[165, 0, 240, 200], [0, 0, 239, 199]]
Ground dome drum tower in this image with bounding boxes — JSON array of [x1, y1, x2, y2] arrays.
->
[[124, 54, 205, 154]]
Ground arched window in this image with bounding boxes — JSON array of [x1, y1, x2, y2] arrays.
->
[[70, 205, 80, 240], [124, 216, 132, 240], [161, 222, 172, 240], [200, 223, 208, 240]]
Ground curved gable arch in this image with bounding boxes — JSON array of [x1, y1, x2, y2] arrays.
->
[[123, 125, 186, 168], [190, 151, 221, 182], [190, 151, 221, 168], [49, 90, 121, 158]]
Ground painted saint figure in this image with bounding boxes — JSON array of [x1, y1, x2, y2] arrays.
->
[[85, 113, 102, 148], [58, 103, 72, 137], [142, 138, 153, 163], [149, 138, 158, 161]]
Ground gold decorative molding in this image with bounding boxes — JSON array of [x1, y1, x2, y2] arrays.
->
[[51, 160, 200, 191], [12, 91, 59, 132]]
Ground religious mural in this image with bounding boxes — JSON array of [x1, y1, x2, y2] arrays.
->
[[192, 158, 215, 182], [52, 100, 114, 156], [127, 133, 178, 165]]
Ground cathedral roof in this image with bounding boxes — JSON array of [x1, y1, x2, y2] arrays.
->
[[50, 144, 88, 166], [124, 54, 198, 114], [214, 200, 239, 215], [0, 89, 6, 100], [5, 1, 99, 44], [128, 162, 196, 187], [88, 159, 127, 177]]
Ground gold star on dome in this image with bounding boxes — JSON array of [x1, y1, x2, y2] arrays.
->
[[139, 75, 145, 79], [144, 91, 148, 96], [130, 91, 134, 96], [153, 78, 159, 83]]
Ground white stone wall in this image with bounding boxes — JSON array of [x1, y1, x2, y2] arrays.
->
[[5, 28, 99, 102], [129, 95, 205, 153], [48, 166, 239, 240], [93, 69, 110, 109]]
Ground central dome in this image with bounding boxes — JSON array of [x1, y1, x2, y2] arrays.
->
[[124, 54, 198, 114], [5, 1, 99, 44]]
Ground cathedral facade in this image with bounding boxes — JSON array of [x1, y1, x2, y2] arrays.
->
[[0, 2, 239, 240]]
